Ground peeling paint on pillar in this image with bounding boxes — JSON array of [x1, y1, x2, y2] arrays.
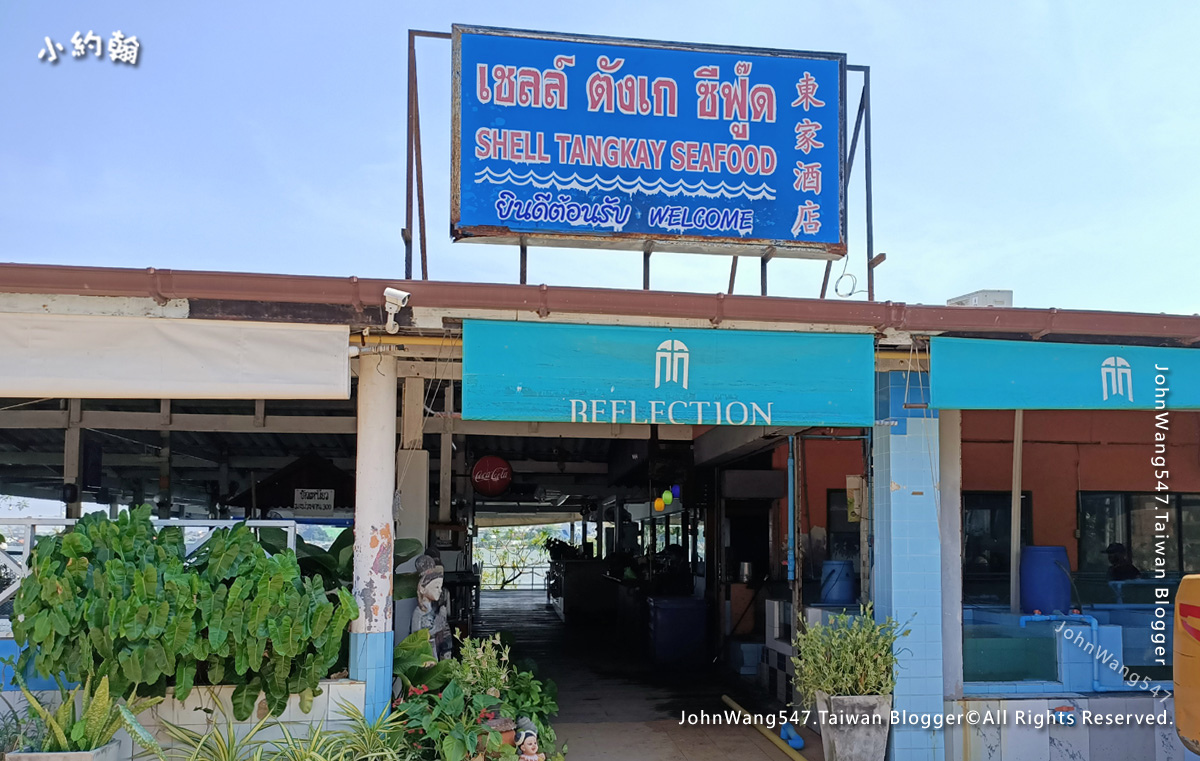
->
[[352, 352, 397, 638], [355, 522, 394, 630]]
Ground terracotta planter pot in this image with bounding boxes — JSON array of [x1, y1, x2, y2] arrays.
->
[[813, 691, 892, 761], [477, 717, 517, 756]]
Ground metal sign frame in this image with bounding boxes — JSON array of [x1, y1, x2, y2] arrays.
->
[[404, 27, 877, 299], [449, 24, 847, 261]]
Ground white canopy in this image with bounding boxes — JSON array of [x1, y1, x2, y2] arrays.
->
[[0, 312, 350, 399]]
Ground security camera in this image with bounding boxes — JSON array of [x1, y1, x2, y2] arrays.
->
[[383, 288, 411, 334], [384, 287, 411, 310]]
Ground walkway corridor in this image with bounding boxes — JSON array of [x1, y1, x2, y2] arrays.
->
[[475, 590, 815, 761]]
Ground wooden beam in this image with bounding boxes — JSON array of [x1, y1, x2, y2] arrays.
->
[[694, 425, 799, 467], [401, 377, 424, 449], [422, 418, 691, 441], [439, 383, 453, 528], [84, 411, 358, 434], [1009, 409, 1024, 615], [64, 400, 82, 518], [0, 410, 70, 429], [396, 361, 462, 380]]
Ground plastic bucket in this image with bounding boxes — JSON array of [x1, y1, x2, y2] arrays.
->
[[820, 560, 855, 604]]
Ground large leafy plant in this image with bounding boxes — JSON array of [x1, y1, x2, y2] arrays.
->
[[260, 528, 425, 601], [393, 630, 454, 693], [13, 507, 358, 721]]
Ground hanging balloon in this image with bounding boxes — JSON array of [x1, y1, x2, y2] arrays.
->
[[662, 490, 673, 506], [654, 498, 665, 512], [671, 484, 681, 500]]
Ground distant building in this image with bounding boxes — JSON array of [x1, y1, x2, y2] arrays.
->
[[947, 289, 1013, 307]]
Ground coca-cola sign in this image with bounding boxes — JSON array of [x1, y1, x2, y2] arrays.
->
[[471, 455, 512, 497]]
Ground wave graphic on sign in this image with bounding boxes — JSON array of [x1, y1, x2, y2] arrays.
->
[[474, 168, 777, 201]]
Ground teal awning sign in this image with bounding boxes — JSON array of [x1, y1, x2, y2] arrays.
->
[[463, 320, 875, 426], [930, 337, 1200, 410]]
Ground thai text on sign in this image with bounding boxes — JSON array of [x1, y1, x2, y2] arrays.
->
[[453, 26, 846, 257]]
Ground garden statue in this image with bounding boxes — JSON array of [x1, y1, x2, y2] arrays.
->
[[515, 726, 545, 761], [412, 554, 451, 660]]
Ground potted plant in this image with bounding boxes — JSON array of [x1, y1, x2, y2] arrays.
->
[[7, 673, 163, 761], [790, 603, 909, 761], [11, 508, 358, 723]]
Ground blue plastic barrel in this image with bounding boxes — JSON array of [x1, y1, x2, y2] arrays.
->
[[1019, 545, 1071, 614], [820, 560, 855, 604], [647, 596, 706, 667]]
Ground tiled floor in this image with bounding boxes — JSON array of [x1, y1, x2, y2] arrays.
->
[[557, 719, 805, 761], [475, 590, 821, 761]]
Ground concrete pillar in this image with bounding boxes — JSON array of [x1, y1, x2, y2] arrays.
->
[[351, 354, 398, 719], [871, 371, 944, 761], [938, 411, 966, 760], [938, 411, 964, 700]]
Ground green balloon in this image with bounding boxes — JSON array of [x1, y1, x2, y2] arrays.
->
[[662, 490, 673, 505]]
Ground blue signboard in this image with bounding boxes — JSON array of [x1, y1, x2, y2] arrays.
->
[[452, 26, 846, 258], [930, 337, 1200, 410], [462, 321, 874, 426]]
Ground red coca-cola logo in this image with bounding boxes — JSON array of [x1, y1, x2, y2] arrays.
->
[[471, 456, 512, 497]]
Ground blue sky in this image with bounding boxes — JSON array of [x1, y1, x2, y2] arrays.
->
[[2, 2, 1198, 313]]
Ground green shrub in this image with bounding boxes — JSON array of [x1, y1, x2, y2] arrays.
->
[[392, 680, 506, 761], [12, 507, 358, 720], [790, 603, 910, 704], [13, 672, 162, 756], [452, 635, 510, 700]]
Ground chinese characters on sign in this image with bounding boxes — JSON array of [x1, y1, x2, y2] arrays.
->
[[453, 26, 846, 258], [38, 31, 139, 65]]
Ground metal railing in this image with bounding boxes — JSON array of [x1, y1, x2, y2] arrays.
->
[[478, 563, 549, 591], [0, 518, 298, 609]]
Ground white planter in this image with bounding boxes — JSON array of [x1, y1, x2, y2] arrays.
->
[[8, 740, 122, 761], [116, 680, 364, 761], [813, 691, 892, 761]]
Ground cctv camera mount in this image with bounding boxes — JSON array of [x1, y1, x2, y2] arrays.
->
[[383, 288, 411, 335]]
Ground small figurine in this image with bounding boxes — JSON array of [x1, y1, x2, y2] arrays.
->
[[411, 554, 451, 660], [515, 729, 545, 761], [515, 718, 545, 761]]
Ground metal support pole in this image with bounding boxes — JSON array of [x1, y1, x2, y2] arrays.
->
[[791, 436, 805, 671], [727, 257, 738, 295], [403, 31, 449, 280], [787, 436, 796, 581], [404, 33, 416, 280], [643, 249, 652, 290], [821, 74, 867, 300], [413, 63, 429, 281], [351, 353, 397, 718], [519, 239, 528, 285], [862, 67, 876, 302], [1009, 409, 1024, 615]]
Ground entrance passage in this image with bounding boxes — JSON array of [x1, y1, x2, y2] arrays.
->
[[476, 589, 796, 761]]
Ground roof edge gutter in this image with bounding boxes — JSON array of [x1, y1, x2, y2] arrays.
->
[[2, 262, 1200, 343]]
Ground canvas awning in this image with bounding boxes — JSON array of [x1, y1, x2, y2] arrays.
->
[[0, 313, 350, 399]]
